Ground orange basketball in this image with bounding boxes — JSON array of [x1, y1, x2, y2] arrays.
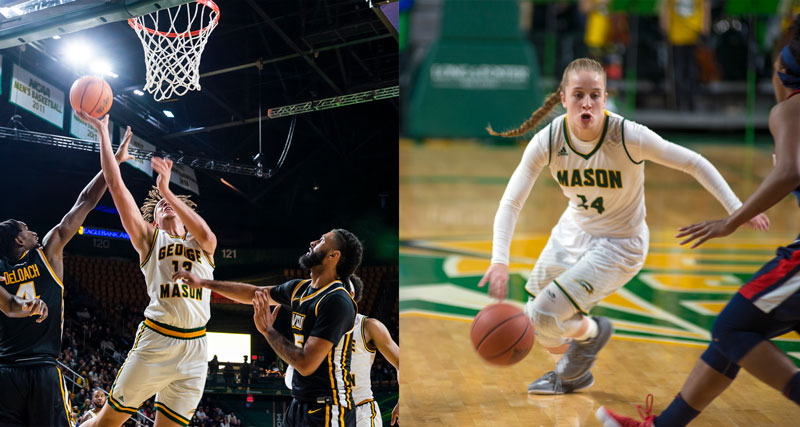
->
[[470, 302, 534, 365], [69, 76, 113, 118]]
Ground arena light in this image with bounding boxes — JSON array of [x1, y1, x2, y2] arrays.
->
[[162, 110, 175, 118], [90, 60, 118, 78], [133, 89, 145, 96], [52, 35, 61, 40], [64, 41, 92, 67]]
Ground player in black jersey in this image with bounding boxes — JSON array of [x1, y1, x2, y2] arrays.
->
[[0, 277, 48, 322], [175, 228, 363, 427], [0, 129, 132, 427]]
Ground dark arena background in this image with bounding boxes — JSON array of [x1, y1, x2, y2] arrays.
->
[[0, 1, 398, 426]]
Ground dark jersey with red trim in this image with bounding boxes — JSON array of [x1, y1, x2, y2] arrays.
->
[[270, 278, 357, 408], [0, 248, 63, 364]]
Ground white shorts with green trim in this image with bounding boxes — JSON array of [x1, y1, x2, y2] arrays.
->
[[108, 321, 208, 426], [355, 399, 382, 427], [525, 218, 649, 314]]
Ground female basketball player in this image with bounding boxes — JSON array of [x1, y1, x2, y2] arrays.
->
[[477, 58, 770, 395], [596, 15, 800, 427], [79, 112, 217, 427]]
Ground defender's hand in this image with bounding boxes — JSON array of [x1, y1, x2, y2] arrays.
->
[[152, 157, 173, 195], [22, 298, 48, 323], [115, 126, 134, 164], [172, 270, 204, 289], [676, 218, 737, 248]]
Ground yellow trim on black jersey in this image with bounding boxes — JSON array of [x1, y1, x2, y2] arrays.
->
[[328, 351, 338, 407], [144, 318, 206, 339], [325, 405, 330, 426], [361, 317, 377, 353], [314, 286, 357, 317], [57, 367, 75, 427], [140, 228, 160, 268], [37, 248, 64, 289], [300, 280, 342, 304], [341, 331, 353, 409], [290, 279, 310, 302]]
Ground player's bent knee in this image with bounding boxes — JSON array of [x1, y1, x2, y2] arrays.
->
[[700, 342, 741, 379]]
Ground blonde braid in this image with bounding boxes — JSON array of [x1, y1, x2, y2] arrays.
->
[[486, 85, 563, 138]]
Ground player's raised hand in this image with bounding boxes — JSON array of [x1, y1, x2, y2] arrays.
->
[[21, 298, 48, 323], [151, 157, 173, 194], [478, 262, 510, 300], [745, 213, 770, 231], [391, 402, 398, 425], [78, 112, 109, 135], [114, 126, 134, 164], [676, 218, 737, 248], [172, 270, 204, 288]]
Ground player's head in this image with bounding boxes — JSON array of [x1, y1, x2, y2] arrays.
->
[[774, 14, 800, 102], [487, 58, 606, 138], [0, 219, 38, 262], [91, 388, 106, 408], [346, 274, 364, 303], [299, 229, 363, 280], [140, 186, 197, 229]]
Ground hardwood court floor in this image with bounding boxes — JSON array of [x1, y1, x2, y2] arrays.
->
[[401, 314, 800, 427], [400, 138, 800, 426]]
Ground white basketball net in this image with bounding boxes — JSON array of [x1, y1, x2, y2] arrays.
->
[[129, 0, 220, 101]]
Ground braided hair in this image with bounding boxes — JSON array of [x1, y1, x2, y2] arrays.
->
[[139, 186, 197, 223], [487, 58, 606, 137], [331, 229, 363, 287], [0, 219, 23, 270]]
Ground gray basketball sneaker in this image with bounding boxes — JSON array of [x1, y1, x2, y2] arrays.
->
[[527, 370, 594, 395], [556, 316, 614, 381]]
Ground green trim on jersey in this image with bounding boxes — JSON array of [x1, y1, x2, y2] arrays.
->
[[552, 279, 587, 315], [621, 118, 643, 165], [563, 112, 610, 160], [547, 123, 553, 166]]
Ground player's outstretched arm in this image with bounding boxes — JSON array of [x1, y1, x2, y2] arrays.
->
[[0, 278, 48, 322], [677, 103, 800, 248], [151, 156, 217, 255], [253, 291, 334, 376], [43, 116, 135, 259], [173, 270, 270, 305], [84, 115, 153, 256], [365, 318, 400, 425]]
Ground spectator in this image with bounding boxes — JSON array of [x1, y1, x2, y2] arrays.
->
[[660, 0, 711, 110]]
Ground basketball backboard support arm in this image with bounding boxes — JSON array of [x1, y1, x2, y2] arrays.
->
[[0, 0, 192, 49]]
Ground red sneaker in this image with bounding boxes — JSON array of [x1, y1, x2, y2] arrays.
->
[[596, 394, 656, 427]]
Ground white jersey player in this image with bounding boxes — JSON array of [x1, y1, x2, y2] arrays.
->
[[478, 58, 769, 395], [79, 113, 217, 427]]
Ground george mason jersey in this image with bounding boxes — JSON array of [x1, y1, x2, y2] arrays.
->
[[351, 314, 376, 405], [0, 248, 64, 364], [140, 228, 213, 329], [270, 279, 357, 409], [547, 111, 645, 238]]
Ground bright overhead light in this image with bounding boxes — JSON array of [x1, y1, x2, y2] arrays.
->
[[133, 89, 144, 96], [162, 110, 175, 118], [52, 35, 61, 40], [91, 60, 118, 78], [64, 41, 91, 67]]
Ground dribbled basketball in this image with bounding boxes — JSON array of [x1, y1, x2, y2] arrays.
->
[[69, 76, 113, 118], [470, 302, 534, 366]]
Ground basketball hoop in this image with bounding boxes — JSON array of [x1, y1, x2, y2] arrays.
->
[[128, 0, 220, 101]]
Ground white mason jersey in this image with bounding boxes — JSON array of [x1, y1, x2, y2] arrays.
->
[[140, 228, 213, 328], [351, 314, 376, 404], [547, 111, 645, 237]]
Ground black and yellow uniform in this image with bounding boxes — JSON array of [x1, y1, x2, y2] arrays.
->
[[270, 278, 357, 427], [0, 248, 73, 427]]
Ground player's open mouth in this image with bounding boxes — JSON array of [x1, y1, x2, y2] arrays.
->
[[581, 113, 592, 122]]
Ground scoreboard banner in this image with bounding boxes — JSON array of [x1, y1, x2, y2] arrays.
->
[[10, 64, 65, 129]]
